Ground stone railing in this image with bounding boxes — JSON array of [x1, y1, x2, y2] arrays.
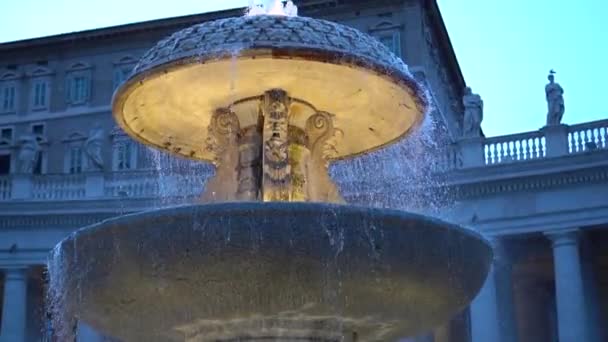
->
[[433, 144, 463, 172], [451, 119, 607, 170], [0, 175, 11, 200], [33, 174, 86, 200], [104, 171, 160, 198], [484, 131, 546, 165], [0, 170, 205, 202], [568, 119, 608, 154]]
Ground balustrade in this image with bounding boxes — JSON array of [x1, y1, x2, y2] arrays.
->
[[484, 131, 546, 165], [433, 145, 462, 172], [568, 119, 608, 153], [0, 175, 11, 200], [33, 174, 86, 200], [104, 171, 160, 198]]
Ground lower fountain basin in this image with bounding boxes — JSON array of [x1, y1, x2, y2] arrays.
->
[[49, 203, 492, 341]]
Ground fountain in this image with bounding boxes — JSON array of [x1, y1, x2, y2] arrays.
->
[[49, 3, 492, 341]]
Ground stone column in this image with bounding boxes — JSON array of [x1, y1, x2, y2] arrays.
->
[[1, 267, 28, 342], [470, 238, 516, 342], [470, 264, 501, 342], [546, 229, 590, 342], [494, 243, 518, 342]]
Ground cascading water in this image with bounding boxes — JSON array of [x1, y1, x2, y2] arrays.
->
[[48, 5, 492, 342]]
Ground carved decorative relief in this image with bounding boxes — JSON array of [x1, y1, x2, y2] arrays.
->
[[262, 89, 292, 202], [306, 111, 344, 203], [198, 89, 346, 204], [201, 108, 240, 202]]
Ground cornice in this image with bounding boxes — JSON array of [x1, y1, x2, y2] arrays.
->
[[435, 150, 608, 198], [455, 165, 608, 198], [0, 8, 245, 52]]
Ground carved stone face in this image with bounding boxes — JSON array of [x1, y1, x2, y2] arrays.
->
[[548, 74, 555, 83]]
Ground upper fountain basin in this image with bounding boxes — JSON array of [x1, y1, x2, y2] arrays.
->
[[112, 15, 429, 162]]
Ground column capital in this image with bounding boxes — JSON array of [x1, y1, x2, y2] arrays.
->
[[545, 229, 581, 248]]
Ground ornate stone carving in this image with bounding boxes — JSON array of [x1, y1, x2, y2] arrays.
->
[[462, 87, 483, 138], [262, 89, 292, 202], [236, 124, 262, 201], [201, 108, 241, 202], [198, 90, 345, 204], [306, 111, 344, 203], [85, 123, 105, 171], [17, 134, 40, 174], [546, 70, 565, 126], [288, 126, 311, 202]]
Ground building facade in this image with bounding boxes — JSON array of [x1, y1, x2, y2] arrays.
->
[[0, 0, 607, 341]]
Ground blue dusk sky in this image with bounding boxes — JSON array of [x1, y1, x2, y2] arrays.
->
[[0, 0, 606, 137]]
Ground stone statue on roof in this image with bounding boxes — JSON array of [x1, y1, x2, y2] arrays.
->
[[462, 86, 483, 138], [546, 70, 565, 125]]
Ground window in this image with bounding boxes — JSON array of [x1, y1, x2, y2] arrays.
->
[[370, 21, 402, 57], [62, 131, 86, 174], [68, 146, 83, 174], [67, 76, 89, 104], [29, 66, 53, 111], [1, 84, 16, 112], [1, 128, 12, 142], [0, 154, 10, 174], [32, 80, 48, 109], [113, 66, 132, 90], [32, 124, 45, 136], [0, 71, 19, 114], [376, 32, 401, 56], [115, 141, 134, 170], [111, 126, 138, 171], [65, 62, 92, 105]]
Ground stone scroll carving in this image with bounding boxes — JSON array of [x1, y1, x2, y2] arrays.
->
[[306, 111, 344, 203], [201, 108, 241, 202]]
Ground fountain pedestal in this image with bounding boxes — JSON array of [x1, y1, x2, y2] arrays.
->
[[203, 89, 343, 203]]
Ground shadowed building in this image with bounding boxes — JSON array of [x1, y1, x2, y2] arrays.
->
[[1, 1, 607, 341]]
